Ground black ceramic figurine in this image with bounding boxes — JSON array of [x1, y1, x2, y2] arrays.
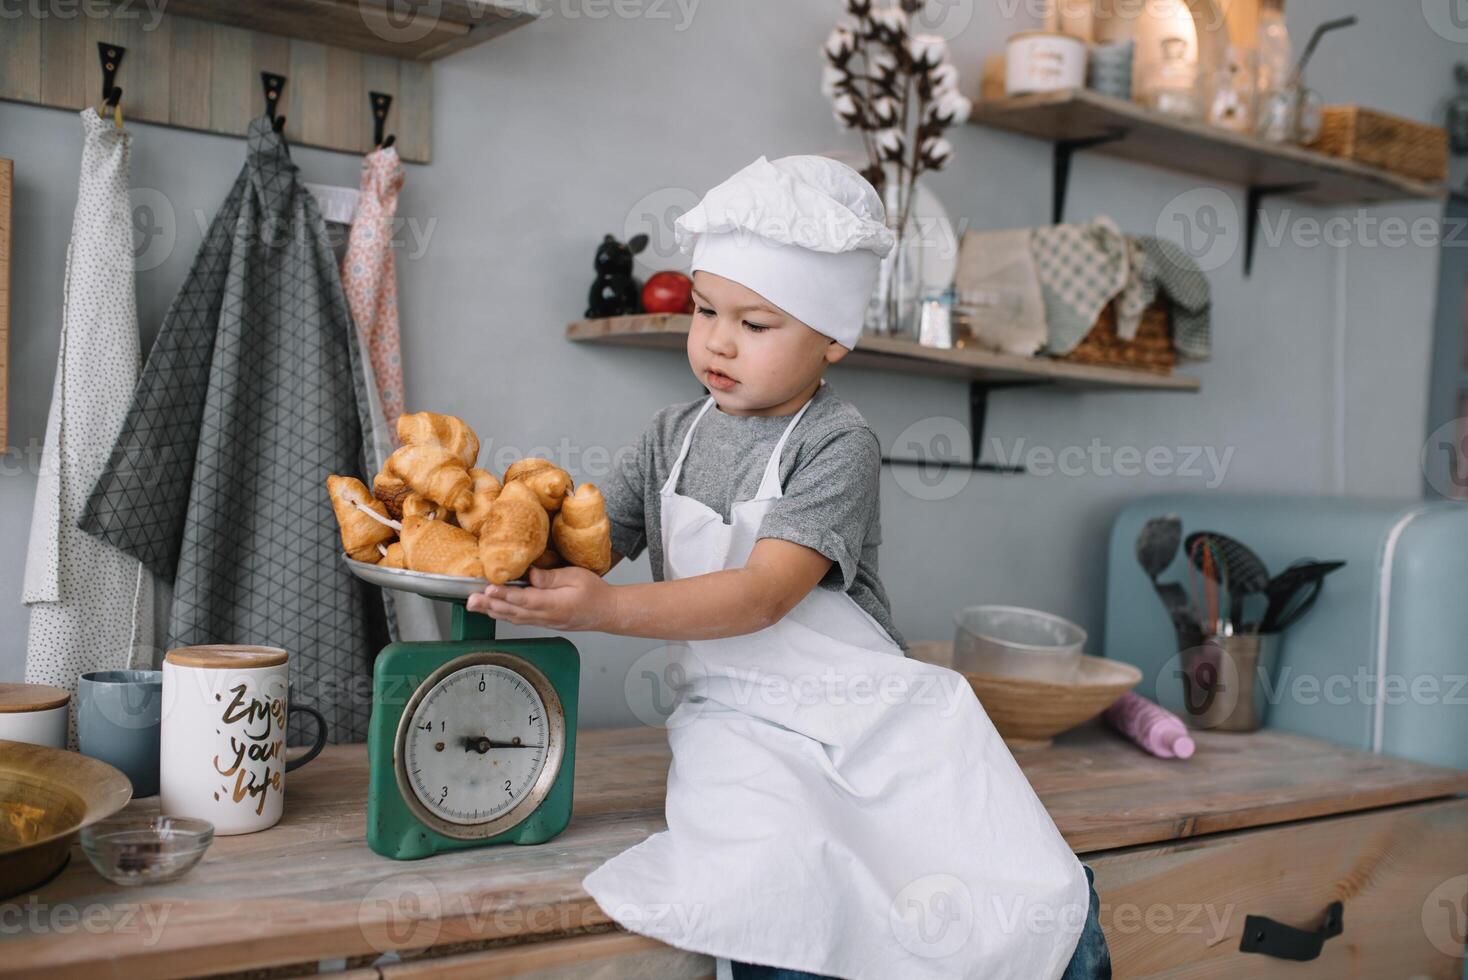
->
[[585, 233, 649, 318]]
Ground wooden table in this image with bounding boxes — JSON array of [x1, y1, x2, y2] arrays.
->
[[6, 723, 1468, 979]]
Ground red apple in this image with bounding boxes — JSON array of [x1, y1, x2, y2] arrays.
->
[[642, 271, 694, 315]]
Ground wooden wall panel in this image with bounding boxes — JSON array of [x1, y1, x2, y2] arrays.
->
[[3, 12, 431, 163], [0, 159, 10, 451]]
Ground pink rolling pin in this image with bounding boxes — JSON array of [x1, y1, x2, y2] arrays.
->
[[1103, 693, 1195, 759]]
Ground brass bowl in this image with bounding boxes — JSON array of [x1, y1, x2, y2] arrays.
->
[[910, 641, 1142, 750], [0, 739, 133, 898]]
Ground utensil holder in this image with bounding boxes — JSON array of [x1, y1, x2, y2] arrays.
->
[[1177, 633, 1281, 733]]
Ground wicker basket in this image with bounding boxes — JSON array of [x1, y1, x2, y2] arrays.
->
[[1061, 298, 1175, 374], [1308, 106, 1448, 184]]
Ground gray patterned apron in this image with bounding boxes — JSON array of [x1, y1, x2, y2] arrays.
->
[[81, 117, 384, 743]]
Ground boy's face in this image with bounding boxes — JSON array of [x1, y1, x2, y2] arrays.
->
[[687, 271, 849, 417]]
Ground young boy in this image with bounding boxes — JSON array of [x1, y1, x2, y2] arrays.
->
[[468, 155, 1108, 980]]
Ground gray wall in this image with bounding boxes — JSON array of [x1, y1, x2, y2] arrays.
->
[[0, 0, 1454, 728]]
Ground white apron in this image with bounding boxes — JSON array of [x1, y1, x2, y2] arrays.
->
[[23, 109, 155, 744], [582, 389, 1089, 979]]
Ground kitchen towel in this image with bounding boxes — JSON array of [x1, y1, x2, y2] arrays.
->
[[954, 227, 1048, 356], [342, 144, 407, 437], [1139, 234, 1211, 359], [80, 117, 385, 744], [340, 144, 439, 643], [23, 108, 156, 745], [1030, 216, 1129, 355]]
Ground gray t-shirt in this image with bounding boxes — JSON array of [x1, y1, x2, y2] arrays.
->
[[600, 381, 906, 651]]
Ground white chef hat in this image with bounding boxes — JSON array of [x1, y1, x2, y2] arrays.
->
[[674, 155, 896, 350]]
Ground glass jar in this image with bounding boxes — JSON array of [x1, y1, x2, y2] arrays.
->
[[1144, 37, 1201, 120]]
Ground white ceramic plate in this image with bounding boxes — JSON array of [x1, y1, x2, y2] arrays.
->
[[342, 555, 526, 600], [829, 150, 960, 295]]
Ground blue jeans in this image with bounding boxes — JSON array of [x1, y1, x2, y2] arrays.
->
[[729, 865, 1111, 980]]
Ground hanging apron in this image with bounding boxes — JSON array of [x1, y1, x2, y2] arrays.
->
[[22, 108, 155, 745], [340, 145, 438, 643], [583, 388, 1089, 980], [80, 117, 384, 744]]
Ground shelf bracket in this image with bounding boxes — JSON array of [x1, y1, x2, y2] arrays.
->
[[1053, 127, 1129, 224], [880, 381, 1033, 476], [1243, 181, 1316, 276]]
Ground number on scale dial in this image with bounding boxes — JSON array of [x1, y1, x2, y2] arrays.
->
[[402, 663, 550, 825]]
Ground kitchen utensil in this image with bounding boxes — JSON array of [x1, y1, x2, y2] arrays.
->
[[910, 641, 1140, 750], [1102, 692, 1194, 759], [343, 561, 580, 861], [1178, 633, 1281, 732], [79, 815, 213, 885], [1005, 31, 1087, 96], [77, 670, 162, 798], [344, 554, 527, 600], [953, 605, 1086, 683], [1134, 515, 1197, 635], [1186, 531, 1270, 631], [0, 684, 71, 748], [1260, 559, 1346, 633], [161, 646, 328, 835], [0, 738, 132, 899]]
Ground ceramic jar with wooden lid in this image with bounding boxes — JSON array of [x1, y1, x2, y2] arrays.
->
[[160, 646, 327, 835], [0, 683, 71, 748]]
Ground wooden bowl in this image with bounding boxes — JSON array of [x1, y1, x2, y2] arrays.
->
[[0, 739, 133, 898], [910, 641, 1142, 750]]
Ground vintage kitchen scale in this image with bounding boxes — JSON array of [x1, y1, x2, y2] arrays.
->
[[346, 557, 580, 860]]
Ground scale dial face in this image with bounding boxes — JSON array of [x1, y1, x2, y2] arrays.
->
[[394, 652, 564, 840]]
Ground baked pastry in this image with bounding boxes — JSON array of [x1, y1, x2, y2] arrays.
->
[[386, 444, 474, 512], [398, 411, 479, 468], [400, 515, 483, 578], [372, 471, 413, 520], [478, 480, 550, 584], [551, 483, 613, 575], [379, 542, 407, 569], [531, 546, 564, 569], [327, 476, 397, 562], [455, 468, 503, 535], [504, 457, 574, 512], [401, 492, 439, 522]]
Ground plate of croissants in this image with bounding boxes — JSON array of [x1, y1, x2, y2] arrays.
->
[[327, 411, 612, 600]]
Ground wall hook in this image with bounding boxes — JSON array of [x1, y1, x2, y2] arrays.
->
[[96, 42, 124, 108], [261, 71, 287, 133], [370, 91, 396, 149]]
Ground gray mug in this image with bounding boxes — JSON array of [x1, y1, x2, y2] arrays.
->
[[78, 669, 163, 798]]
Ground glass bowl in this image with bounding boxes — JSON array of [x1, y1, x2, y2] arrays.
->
[[79, 815, 213, 886], [953, 605, 1087, 682]]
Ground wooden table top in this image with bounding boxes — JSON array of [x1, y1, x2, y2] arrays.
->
[[7, 722, 1468, 978]]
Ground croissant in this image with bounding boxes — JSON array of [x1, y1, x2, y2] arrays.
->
[[531, 546, 564, 569], [327, 476, 397, 562], [401, 492, 440, 522], [551, 483, 612, 575], [379, 541, 407, 569], [455, 468, 503, 536], [400, 515, 483, 578], [504, 457, 574, 512], [478, 480, 549, 585], [372, 471, 413, 520], [398, 411, 479, 468], [386, 444, 474, 513]]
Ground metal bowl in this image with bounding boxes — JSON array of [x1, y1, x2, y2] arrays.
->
[[0, 739, 133, 898], [343, 555, 527, 600]]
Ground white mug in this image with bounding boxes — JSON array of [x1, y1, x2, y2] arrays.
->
[[0, 683, 70, 748], [1005, 31, 1087, 96], [160, 646, 327, 835]]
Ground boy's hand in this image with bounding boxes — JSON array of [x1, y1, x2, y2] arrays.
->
[[466, 566, 618, 632]]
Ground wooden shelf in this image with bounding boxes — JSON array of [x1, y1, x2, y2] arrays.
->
[[158, 0, 538, 62], [970, 89, 1446, 206], [566, 314, 1200, 392]]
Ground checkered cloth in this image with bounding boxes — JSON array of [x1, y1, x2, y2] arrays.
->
[[1139, 236, 1211, 359], [1030, 217, 1129, 355]]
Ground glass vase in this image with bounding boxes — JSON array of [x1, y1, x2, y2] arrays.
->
[[863, 178, 924, 341]]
